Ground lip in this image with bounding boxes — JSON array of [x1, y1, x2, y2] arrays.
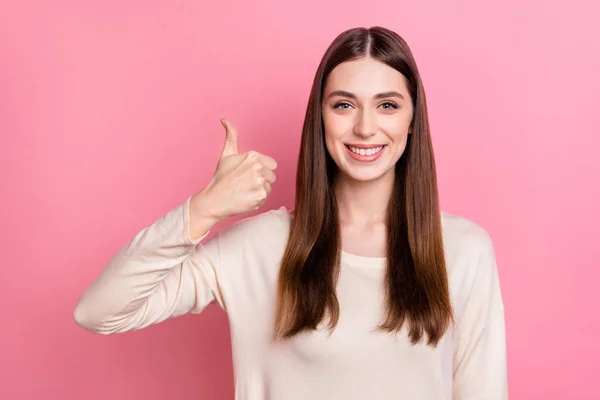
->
[[344, 144, 386, 162], [345, 143, 386, 149]]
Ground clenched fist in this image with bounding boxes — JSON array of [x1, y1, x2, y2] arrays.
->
[[189, 118, 278, 240]]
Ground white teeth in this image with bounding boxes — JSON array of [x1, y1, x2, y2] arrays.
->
[[348, 145, 384, 156]]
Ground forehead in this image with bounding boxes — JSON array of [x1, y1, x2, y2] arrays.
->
[[324, 57, 409, 95]]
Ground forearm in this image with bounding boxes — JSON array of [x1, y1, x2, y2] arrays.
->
[[72, 197, 211, 333]]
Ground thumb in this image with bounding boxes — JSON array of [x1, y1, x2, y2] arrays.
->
[[220, 117, 238, 157]]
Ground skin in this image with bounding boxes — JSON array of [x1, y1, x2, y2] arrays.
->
[[321, 56, 414, 257]]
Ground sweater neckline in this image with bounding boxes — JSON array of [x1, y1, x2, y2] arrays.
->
[[340, 250, 387, 268], [339, 211, 446, 268]]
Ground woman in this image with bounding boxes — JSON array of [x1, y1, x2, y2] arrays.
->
[[74, 26, 507, 399]]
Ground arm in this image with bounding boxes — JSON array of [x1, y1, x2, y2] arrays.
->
[[73, 117, 278, 335], [72, 196, 223, 334], [453, 234, 508, 399]]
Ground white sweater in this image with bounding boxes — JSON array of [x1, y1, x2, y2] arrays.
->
[[73, 197, 508, 399]]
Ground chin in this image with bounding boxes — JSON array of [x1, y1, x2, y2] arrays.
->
[[338, 166, 392, 183]]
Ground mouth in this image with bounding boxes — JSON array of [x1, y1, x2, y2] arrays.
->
[[344, 144, 387, 162]]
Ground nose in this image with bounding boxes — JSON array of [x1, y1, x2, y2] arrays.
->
[[353, 108, 377, 138]]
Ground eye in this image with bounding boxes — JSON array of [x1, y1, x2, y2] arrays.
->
[[332, 101, 352, 109], [380, 101, 399, 110]]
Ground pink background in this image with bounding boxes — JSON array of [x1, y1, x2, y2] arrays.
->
[[1, 0, 599, 399]]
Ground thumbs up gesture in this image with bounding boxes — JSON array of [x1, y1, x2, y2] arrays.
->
[[189, 118, 278, 237]]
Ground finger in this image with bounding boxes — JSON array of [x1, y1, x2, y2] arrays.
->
[[263, 181, 272, 195], [258, 153, 277, 170], [253, 184, 270, 210], [260, 167, 276, 184], [254, 199, 266, 211], [220, 117, 238, 157]]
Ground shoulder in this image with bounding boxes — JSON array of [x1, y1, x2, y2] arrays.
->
[[440, 210, 495, 262], [440, 210, 501, 310], [215, 205, 293, 251], [441, 211, 505, 329]]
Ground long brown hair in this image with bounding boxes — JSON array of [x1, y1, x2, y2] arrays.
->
[[274, 26, 453, 346]]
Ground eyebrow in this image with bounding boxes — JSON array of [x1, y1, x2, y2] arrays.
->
[[326, 90, 404, 101]]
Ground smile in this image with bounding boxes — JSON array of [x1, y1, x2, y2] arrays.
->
[[344, 144, 387, 162]]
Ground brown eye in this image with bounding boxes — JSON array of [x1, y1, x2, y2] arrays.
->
[[380, 102, 399, 110], [333, 102, 352, 109]]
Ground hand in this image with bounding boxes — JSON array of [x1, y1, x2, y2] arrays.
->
[[190, 118, 278, 230]]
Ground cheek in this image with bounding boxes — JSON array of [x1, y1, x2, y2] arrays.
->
[[324, 132, 341, 162], [322, 112, 346, 145], [389, 128, 410, 142], [322, 117, 335, 156], [382, 113, 412, 135]]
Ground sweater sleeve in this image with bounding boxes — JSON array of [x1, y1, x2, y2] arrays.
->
[[452, 234, 508, 399], [73, 196, 225, 334]]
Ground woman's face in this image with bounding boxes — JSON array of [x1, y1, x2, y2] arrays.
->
[[321, 57, 414, 183]]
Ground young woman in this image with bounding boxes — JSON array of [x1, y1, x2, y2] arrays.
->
[[74, 26, 507, 399]]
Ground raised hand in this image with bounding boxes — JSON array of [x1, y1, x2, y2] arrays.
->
[[189, 118, 277, 239]]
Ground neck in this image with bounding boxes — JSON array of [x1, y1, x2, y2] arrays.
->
[[334, 169, 395, 225]]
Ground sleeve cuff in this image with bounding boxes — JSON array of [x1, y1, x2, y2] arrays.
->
[[183, 196, 211, 245]]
